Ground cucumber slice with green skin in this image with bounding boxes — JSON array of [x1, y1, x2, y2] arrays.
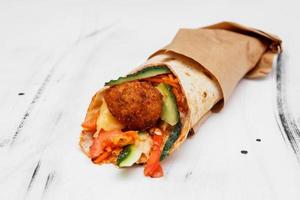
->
[[117, 133, 152, 167], [156, 83, 179, 126], [105, 66, 170, 86], [117, 145, 142, 167], [160, 121, 182, 161], [156, 83, 182, 160]]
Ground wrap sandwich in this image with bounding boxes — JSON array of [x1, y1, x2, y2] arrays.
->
[[79, 22, 282, 178]]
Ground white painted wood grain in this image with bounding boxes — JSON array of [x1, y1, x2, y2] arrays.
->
[[0, 1, 300, 200]]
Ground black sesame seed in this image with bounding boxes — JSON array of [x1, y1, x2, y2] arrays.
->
[[18, 92, 25, 96], [241, 150, 248, 154], [187, 128, 195, 137], [256, 139, 261, 142]]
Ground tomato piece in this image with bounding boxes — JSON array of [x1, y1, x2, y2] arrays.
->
[[144, 134, 164, 178], [82, 119, 97, 132], [89, 130, 138, 159]]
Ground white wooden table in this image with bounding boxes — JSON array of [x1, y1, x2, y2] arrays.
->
[[1, 0, 300, 199]]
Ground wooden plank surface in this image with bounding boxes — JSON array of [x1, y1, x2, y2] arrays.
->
[[1, 1, 300, 200]]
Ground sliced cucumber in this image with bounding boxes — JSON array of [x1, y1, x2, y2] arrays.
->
[[160, 121, 182, 161], [105, 66, 170, 86], [156, 83, 181, 160], [117, 133, 152, 167], [156, 83, 179, 126], [117, 145, 141, 167]]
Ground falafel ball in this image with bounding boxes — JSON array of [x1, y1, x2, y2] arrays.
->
[[104, 81, 162, 130]]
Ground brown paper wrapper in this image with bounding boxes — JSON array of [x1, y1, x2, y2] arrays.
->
[[149, 21, 282, 111]]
